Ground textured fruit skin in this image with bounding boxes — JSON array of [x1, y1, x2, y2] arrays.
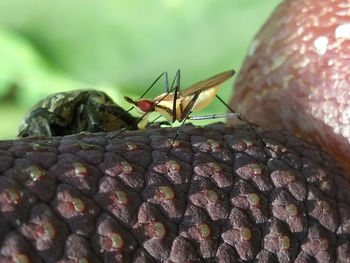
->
[[229, 0, 350, 175], [0, 124, 349, 262]]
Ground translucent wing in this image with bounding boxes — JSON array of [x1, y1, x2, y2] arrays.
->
[[179, 69, 235, 97]]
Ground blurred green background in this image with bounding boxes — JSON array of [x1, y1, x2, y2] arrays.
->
[[0, 0, 282, 139]]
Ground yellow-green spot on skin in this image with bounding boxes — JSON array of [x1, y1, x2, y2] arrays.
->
[[280, 146, 288, 153], [286, 203, 298, 217], [158, 186, 175, 200], [12, 254, 30, 263], [4, 189, 22, 204], [79, 131, 93, 137], [319, 238, 330, 251], [207, 139, 220, 150], [78, 257, 89, 263], [279, 235, 291, 250], [321, 200, 330, 213], [151, 222, 166, 239], [317, 168, 327, 180], [250, 163, 262, 176], [209, 162, 223, 174], [167, 160, 180, 172], [205, 190, 219, 203], [284, 170, 296, 183], [197, 223, 211, 239], [172, 140, 180, 148], [240, 227, 252, 241], [110, 232, 124, 250], [72, 198, 85, 212], [120, 161, 133, 173], [319, 181, 330, 191], [114, 190, 129, 205], [247, 193, 260, 207], [125, 141, 138, 151], [29, 143, 44, 152], [74, 141, 93, 150], [42, 222, 56, 239], [243, 139, 253, 147], [73, 162, 88, 177], [166, 138, 180, 148], [28, 166, 45, 181]]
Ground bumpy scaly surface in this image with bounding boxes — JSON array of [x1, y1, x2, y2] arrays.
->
[[229, 0, 350, 175], [0, 124, 349, 262]]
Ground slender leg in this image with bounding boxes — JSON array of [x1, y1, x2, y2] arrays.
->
[[103, 105, 138, 130], [169, 69, 181, 92], [113, 70, 182, 139], [146, 115, 171, 127], [215, 94, 272, 152], [215, 95, 246, 122], [110, 110, 151, 138], [188, 112, 240, 120], [121, 72, 170, 116], [139, 72, 168, 98], [167, 91, 200, 155], [164, 72, 169, 93], [111, 72, 169, 138], [165, 69, 180, 123], [180, 92, 200, 120], [172, 83, 179, 123]]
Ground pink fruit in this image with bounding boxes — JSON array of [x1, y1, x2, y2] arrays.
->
[[230, 0, 350, 175]]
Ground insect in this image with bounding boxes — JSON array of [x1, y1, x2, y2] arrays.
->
[[122, 69, 243, 149], [18, 90, 137, 137]]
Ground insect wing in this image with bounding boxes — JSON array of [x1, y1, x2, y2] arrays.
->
[[179, 69, 235, 97], [179, 69, 235, 112]]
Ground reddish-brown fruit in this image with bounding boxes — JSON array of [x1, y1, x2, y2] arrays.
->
[[230, 0, 350, 175], [0, 124, 349, 262]]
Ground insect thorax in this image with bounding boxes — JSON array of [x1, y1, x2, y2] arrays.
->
[[153, 93, 183, 122]]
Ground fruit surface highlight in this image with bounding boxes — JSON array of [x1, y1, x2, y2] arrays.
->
[[230, 0, 350, 175]]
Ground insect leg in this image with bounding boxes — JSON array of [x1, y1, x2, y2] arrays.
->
[[169, 69, 181, 92], [180, 91, 200, 121], [123, 72, 170, 114], [164, 72, 169, 93], [162, 69, 181, 123], [110, 110, 152, 138], [215, 95, 246, 122], [102, 104, 138, 130], [167, 91, 200, 154], [139, 72, 168, 98], [146, 115, 172, 128], [172, 73, 180, 122], [215, 94, 273, 152], [188, 112, 241, 120], [110, 72, 172, 138]]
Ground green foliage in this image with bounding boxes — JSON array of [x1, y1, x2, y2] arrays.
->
[[0, 0, 282, 139]]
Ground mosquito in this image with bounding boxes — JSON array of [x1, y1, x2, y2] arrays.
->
[[115, 69, 251, 153]]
